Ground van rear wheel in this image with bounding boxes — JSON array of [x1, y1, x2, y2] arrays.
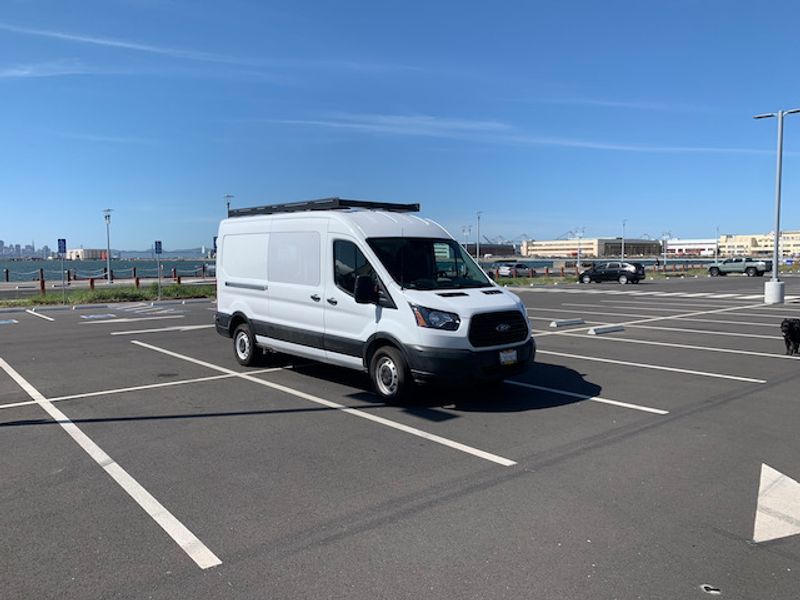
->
[[370, 346, 411, 403], [233, 323, 257, 366]]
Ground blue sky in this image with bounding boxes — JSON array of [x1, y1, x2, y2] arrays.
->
[[2, 0, 799, 250]]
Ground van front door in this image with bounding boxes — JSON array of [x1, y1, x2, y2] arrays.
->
[[323, 238, 381, 369]]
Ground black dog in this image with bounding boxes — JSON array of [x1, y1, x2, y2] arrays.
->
[[780, 318, 800, 355]]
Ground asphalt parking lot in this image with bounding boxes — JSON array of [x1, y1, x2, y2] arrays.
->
[[2, 277, 800, 599]]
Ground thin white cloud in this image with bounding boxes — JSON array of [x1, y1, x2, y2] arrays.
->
[[0, 22, 420, 73], [271, 112, 775, 155], [0, 58, 96, 78], [272, 113, 511, 138], [0, 22, 250, 64]]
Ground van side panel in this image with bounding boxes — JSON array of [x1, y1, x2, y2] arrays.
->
[[217, 223, 269, 330]]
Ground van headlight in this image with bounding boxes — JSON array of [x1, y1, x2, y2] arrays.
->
[[410, 305, 460, 331]]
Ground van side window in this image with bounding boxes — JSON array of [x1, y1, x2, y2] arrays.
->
[[268, 231, 321, 286], [334, 240, 375, 295]]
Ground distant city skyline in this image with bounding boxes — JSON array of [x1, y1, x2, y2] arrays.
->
[[2, 2, 799, 248]]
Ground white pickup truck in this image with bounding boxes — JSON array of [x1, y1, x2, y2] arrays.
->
[[708, 257, 772, 277]]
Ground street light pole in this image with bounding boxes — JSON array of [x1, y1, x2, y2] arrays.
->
[[103, 209, 113, 284], [754, 108, 800, 304], [621, 219, 627, 261], [476, 211, 482, 260], [715, 225, 719, 263]]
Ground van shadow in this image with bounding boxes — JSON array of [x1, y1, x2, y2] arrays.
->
[[285, 358, 601, 418]]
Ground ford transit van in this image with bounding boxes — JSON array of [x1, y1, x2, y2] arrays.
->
[[215, 198, 534, 402]]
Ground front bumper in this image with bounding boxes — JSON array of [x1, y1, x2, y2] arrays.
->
[[405, 337, 535, 384]]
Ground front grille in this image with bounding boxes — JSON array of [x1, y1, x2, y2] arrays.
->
[[468, 310, 528, 347]]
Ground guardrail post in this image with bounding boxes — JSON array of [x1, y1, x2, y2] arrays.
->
[[202, 264, 207, 278], [176, 275, 182, 285], [110, 269, 114, 283], [89, 277, 95, 291], [134, 277, 140, 289], [2, 268, 8, 282], [66, 269, 72, 283], [39, 269, 45, 295], [560, 266, 565, 277], [545, 267, 550, 277]]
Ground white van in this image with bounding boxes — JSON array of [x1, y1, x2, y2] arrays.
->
[[215, 198, 535, 401]]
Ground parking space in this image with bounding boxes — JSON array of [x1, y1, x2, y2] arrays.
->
[[2, 286, 800, 598]]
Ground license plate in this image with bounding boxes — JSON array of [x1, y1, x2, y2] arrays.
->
[[499, 349, 517, 365]]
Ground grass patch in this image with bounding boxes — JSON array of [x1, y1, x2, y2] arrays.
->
[[0, 283, 215, 308]]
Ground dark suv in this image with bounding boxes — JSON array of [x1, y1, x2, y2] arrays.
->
[[578, 261, 645, 284]]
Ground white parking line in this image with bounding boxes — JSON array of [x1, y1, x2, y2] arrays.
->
[[529, 307, 651, 319], [131, 340, 517, 467], [506, 381, 668, 415], [83, 315, 185, 325], [626, 324, 781, 340], [562, 303, 715, 313], [25, 309, 54, 321], [673, 317, 777, 328], [536, 350, 767, 383], [0, 357, 221, 570], [0, 367, 302, 411], [600, 299, 736, 308], [532, 301, 766, 338], [548, 331, 800, 360], [111, 324, 214, 335]]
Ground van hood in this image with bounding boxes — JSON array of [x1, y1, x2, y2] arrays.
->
[[400, 287, 524, 318]]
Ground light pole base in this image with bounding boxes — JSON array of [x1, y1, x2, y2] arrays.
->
[[764, 280, 785, 304]]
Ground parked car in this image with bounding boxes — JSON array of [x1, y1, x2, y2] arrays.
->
[[708, 257, 772, 277], [497, 263, 535, 277], [578, 261, 645, 284]]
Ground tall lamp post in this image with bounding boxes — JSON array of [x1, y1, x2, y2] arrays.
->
[[661, 231, 672, 272], [476, 211, 482, 260], [103, 209, 113, 284], [621, 219, 627, 260], [754, 108, 800, 304], [224, 193, 234, 217]]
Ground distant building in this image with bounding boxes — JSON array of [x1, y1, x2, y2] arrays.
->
[[718, 231, 800, 257], [665, 238, 717, 257], [463, 243, 516, 258], [66, 248, 106, 260], [520, 237, 661, 258]]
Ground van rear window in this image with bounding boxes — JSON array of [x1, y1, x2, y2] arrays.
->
[[221, 233, 267, 280]]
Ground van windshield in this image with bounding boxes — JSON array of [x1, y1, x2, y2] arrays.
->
[[367, 237, 492, 290]]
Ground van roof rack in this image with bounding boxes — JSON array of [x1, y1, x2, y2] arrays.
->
[[228, 197, 420, 217]]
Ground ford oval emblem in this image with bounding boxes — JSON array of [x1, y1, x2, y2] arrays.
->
[[496, 323, 511, 333]]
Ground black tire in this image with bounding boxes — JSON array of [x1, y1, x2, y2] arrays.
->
[[709, 267, 720, 277], [233, 323, 258, 366], [581, 274, 592, 284], [618, 274, 628, 284], [369, 346, 411, 403], [745, 267, 756, 277]]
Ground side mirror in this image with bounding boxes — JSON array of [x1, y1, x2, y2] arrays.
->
[[354, 275, 379, 304]]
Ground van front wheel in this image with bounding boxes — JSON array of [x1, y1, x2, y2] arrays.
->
[[233, 323, 257, 366], [370, 346, 411, 403]]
